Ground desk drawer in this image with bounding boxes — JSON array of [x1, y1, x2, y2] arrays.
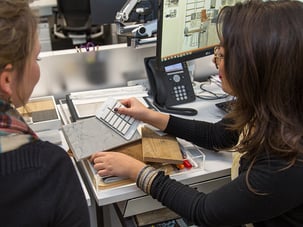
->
[[190, 175, 231, 193], [116, 175, 230, 217]]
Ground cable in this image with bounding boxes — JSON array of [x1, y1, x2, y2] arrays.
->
[[153, 101, 198, 116], [195, 76, 229, 100]]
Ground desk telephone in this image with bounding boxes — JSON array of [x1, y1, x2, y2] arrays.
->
[[144, 57, 197, 116]]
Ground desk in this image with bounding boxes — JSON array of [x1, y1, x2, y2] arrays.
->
[[75, 96, 231, 226], [34, 44, 228, 227], [81, 97, 231, 207]]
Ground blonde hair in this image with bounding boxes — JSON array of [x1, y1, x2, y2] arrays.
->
[[0, 0, 38, 102]]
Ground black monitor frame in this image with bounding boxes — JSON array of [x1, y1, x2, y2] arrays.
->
[[156, 0, 218, 67]]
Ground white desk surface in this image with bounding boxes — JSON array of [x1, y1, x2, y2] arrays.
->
[[59, 131, 92, 206], [78, 95, 232, 206], [71, 157, 92, 206]]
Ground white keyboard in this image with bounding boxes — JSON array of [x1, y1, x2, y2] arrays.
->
[[95, 98, 140, 140]]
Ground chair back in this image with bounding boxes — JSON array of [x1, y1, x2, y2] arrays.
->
[[57, 0, 91, 28]]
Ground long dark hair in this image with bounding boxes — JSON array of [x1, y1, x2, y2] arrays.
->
[[217, 0, 303, 192]]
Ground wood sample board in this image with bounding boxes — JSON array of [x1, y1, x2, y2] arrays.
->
[[141, 127, 183, 164]]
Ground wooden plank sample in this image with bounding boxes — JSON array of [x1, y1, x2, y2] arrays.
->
[[141, 127, 183, 164], [113, 140, 143, 161]]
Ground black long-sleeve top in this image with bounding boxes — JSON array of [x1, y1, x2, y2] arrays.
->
[[0, 140, 90, 227], [165, 115, 239, 150], [150, 115, 303, 227]]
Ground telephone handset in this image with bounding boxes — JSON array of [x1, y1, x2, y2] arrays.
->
[[144, 56, 197, 116]]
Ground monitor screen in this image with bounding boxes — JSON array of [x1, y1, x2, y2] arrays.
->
[[157, 0, 220, 66]]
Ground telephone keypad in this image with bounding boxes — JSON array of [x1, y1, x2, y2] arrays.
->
[[173, 85, 188, 101]]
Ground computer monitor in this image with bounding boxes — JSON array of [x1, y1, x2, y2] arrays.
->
[[143, 0, 220, 116], [157, 0, 219, 66]]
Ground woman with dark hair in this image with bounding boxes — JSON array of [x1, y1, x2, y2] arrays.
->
[[91, 0, 303, 226], [0, 1, 90, 226]]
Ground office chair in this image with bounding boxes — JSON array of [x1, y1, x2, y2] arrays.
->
[[52, 0, 103, 45]]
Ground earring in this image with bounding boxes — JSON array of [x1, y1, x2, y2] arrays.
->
[[8, 97, 15, 108]]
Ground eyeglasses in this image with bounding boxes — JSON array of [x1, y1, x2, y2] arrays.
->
[[214, 46, 224, 69]]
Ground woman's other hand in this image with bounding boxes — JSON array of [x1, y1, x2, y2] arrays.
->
[[90, 151, 146, 181]]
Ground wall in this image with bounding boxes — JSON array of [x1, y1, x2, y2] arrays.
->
[[33, 43, 218, 100]]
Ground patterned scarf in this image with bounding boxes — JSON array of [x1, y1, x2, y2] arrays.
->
[[0, 99, 38, 153]]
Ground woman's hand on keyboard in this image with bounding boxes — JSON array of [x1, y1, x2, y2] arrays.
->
[[117, 97, 170, 131]]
